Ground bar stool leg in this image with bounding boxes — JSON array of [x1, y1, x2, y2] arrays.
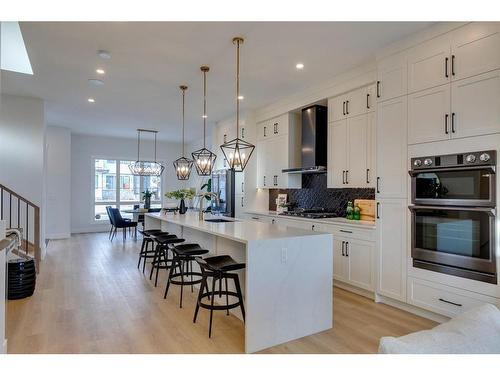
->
[[193, 273, 207, 323], [137, 239, 146, 269], [179, 259, 185, 308], [225, 277, 230, 316], [155, 246, 166, 287], [149, 244, 160, 280], [209, 276, 217, 338], [142, 240, 150, 273], [190, 261, 194, 292]]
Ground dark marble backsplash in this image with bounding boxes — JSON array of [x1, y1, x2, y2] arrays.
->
[[268, 173, 375, 217]]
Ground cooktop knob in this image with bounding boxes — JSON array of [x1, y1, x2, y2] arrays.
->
[[413, 159, 422, 167], [423, 158, 433, 166], [466, 154, 476, 163], [479, 153, 491, 162]]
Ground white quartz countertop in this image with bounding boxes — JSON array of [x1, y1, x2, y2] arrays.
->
[[245, 210, 376, 229], [145, 212, 331, 244]]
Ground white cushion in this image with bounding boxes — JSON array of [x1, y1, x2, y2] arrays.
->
[[378, 304, 500, 354]]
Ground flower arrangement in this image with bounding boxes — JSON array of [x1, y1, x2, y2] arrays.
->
[[165, 188, 195, 200]]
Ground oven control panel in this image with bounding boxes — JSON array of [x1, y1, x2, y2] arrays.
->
[[411, 150, 496, 170]]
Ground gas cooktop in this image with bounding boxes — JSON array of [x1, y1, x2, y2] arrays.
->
[[279, 208, 337, 219]]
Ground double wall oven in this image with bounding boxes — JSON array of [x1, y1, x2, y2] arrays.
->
[[409, 150, 497, 284]]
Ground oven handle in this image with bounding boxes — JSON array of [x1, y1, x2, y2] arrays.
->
[[408, 205, 496, 215], [408, 165, 496, 176]]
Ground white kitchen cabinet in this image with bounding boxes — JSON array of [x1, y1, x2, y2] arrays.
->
[[256, 114, 301, 189], [328, 84, 375, 122], [451, 69, 500, 138], [328, 95, 348, 122], [376, 198, 407, 302], [328, 120, 348, 188], [408, 34, 451, 94], [408, 84, 451, 144], [376, 96, 407, 199], [333, 238, 348, 282], [328, 113, 374, 189], [451, 22, 500, 82], [256, 113, 290, 141], [377, 52, 408, 102], [235, 194, 246, 218]]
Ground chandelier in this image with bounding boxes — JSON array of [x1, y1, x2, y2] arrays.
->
[[173, 85, 194, 180], [129, 129, 164, 176], [191, 66, 217, 176], [220, 37, 255, 172]]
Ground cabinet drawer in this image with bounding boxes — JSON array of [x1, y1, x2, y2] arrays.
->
[[407, 277, 500, 318], [324, 224, 376, 242]]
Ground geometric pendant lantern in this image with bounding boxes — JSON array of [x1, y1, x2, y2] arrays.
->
[[220, 37, 255, 172], [192, 66, 217, 176], [173, 85, 194, 180], [129, 129, 165, 176]]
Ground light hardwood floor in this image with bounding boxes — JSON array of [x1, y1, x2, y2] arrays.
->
[[7, 232, 436, 354]]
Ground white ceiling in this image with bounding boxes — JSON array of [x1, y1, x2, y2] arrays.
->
[[2, 22, 434, 142]]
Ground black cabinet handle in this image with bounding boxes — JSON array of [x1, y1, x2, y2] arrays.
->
[[376, 202, 380, 219], [263, 176, 266, 186], [345, 242, 349, 257], [274, 123, 278, 134], [241, 197, 244, 207], [451, 112, 456, 133], [438, 298, 462, 307], [340, 229, 353, 234], [241, 182, 244, 193], [345, 170, 349, 184], [272, 219, 275, 224], [241, 128, 245, 138], [451, 55, 455, 76], [342, 170, 346, 184], [366, 168, 370, 184], [264, 126, 267, 137], [341, 241, 345, 256], [445, 114, 449, 134], [343, 101, 346, 116], [376, 80, 381, 98], [366, 93, 370, 109], [346, 100, 349, 115], [445, 57, 449, 78], [376, 177, 380, 193], [251, 216, 260, 220], [311, 225, 315, 231], [223, 134, 227, 143]]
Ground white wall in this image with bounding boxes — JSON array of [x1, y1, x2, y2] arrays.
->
[[0, 94, 46, 249], [45, 126, 71, 239], [70, 133, 183, 233]]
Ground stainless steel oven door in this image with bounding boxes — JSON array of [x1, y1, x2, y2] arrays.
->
[[409, 205, 497, 283], [410, 166, 496, 207]]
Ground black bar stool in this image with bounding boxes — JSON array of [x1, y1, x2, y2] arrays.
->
[[137, 229, 166, 273], [164, 243, 210, 308], [193, 255, 246, 338], [149, 233, 185, 287]]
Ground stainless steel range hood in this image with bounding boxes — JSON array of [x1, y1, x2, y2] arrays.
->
[[282, 105, 328, 174]]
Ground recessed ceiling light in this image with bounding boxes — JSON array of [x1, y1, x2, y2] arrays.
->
[[97, 50, 111, 59], [96, 68, 105, 75], [87, 98, 95, 103], [202, 115, 208, 119], [296, 63, 304, 70], [88, 79, 104, 86], [238, 95, 244, 100]]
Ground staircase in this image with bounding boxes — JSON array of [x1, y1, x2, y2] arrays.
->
[[0, 184, 41, 271]]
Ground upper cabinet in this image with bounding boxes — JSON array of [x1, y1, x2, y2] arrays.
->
[[328, 84, 375, 122], [256, 113, 301, 189], [408, 23, 500, 95], [376, 52, 408, 102]]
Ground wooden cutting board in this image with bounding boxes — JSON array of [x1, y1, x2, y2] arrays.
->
[[354, 199, 375, 222]]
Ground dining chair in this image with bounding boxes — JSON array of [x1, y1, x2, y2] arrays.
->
[[110, 208, 138, 241]]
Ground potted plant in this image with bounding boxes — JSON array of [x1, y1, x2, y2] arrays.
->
[[142, 189, 153, 209], [165, 188, 195, 214]]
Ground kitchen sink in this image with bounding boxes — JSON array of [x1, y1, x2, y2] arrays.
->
[[204, 218, 235, 223]]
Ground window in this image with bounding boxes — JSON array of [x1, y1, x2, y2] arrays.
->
[[93, 158, 162, 221]]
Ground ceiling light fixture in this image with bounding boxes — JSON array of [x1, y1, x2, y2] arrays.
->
[[129, 129, 164, 176], [173, 85, 194, 180], [237, 95, 244, 100], [97, 50, 111, 59], [96, 68, 105, 75], [220, 37, 255, 172], [296, 63, 304, 70], [87, 98, 95, 103], [88, 78, 104, 86], [192, 66, 217, 176]]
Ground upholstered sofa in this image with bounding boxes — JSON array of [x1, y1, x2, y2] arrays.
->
[[379, 304, 500, 354]]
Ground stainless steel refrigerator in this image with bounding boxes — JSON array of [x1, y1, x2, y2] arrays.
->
[[211, 169, 236, 217]]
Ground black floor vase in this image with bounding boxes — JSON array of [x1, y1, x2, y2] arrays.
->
[[179, 199, 187, 214]]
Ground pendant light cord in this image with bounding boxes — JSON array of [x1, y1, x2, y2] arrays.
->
[[154, 132, 157, 163], [137, 130, 141, 161], [182, 87, 186, 157], [236, 39, 240, 135], [203, 69, 207, 148]]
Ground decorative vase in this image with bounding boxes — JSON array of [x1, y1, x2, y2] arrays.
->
[[144, 196, 151, 209], [179, 198, 187, 214]]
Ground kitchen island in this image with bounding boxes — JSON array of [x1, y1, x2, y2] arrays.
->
[[145, 212, 333, 353]]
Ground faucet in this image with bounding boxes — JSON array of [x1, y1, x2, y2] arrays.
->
[[197, 192, 220, 221]]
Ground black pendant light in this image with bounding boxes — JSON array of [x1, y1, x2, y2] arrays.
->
[[191, 66, 217, 176], [173, 85, 194, 180], [129, 129, 164, 176], [220, 37, 255, 172]]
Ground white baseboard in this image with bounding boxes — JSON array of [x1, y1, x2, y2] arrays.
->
[[46, 233, 71, 240], [2, 338, 7, 354], [71, 226, 110, 234], [375, 293, 449, 324], [334, 280, 375, 300]]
